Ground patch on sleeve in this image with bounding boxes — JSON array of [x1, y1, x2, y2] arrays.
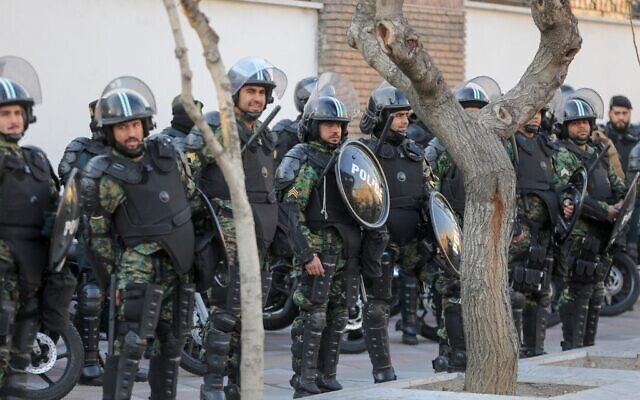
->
[[560, 167, 570, 177], [287, 187, 300, 198]]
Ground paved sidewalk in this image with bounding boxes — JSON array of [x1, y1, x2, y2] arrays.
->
[[63, 304, 640, 399]]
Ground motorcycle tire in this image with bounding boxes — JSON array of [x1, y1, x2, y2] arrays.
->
[[180, 309, 207, 376], [601, 252, 640, 316], [22, 322, 83, 400]]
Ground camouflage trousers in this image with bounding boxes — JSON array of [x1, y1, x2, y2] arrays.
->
[[290, 229, 349, 390], [114, 248, 187, 357], [0, 238, 49, 389], [390, 239, 433, 282]]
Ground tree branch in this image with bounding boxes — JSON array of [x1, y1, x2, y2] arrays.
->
[[163, 2, 265, 399]]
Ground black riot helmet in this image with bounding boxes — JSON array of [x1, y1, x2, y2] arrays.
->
[[227, 57, 287, 120], [562, 98, 596, 128], [95, 77, 157, 157], [0, 56, 42, 139], [294, 76, 318, 113], [360, 83, 411, 136], [299, 96, 351, 143], [454, 85, 490, 109], [88, 99, 106, 143]]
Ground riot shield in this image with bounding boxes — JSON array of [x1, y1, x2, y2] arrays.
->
[[49, 168, 81, 272], [335, 140, 390, 229], [94, 76, 156, 127], [428, 191, 463, 277], [555, 167, 588, 243], [0, 56, 42, 104], [195, 187, 229, 288], [227, 56, 287, 99], [607, 172, 639, 251]]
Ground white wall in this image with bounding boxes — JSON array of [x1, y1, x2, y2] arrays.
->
[[465, 1, 640, 124], [2, 0, 320, 165]]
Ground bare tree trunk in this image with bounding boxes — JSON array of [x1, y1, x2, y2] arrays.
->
[[348, 0, 581, 394], [163, 1, 264, 399]]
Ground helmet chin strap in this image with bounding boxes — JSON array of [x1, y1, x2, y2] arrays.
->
[[523, 124, 539, 134], [570, 136, 589, 145], [1, 132, 23, 143], [236, 106, 263, 122]]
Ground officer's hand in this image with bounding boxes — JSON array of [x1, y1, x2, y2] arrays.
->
[[115, 289, 121, 306], [305, 255, 325, 277], [607, 204, 621, 222], [563, 199, 574, 219]]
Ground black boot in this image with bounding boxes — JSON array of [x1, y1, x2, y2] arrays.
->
[[363, 300, 396, 383], [148, 322, 183, 400], [510, 290, 525, 349], [432, 341, 450, 372], [398, 271, 418, 345], [200, 328, 230, 400], [292, 311, 324, 398], [102, 355, 118, 400], [317, 309, 347, 391], [522, 301, 548, 358], [583, 283, 604, 347], [559, 286, 589, 351], [444, 304, 466, 373], [76, 280, 104, 385]]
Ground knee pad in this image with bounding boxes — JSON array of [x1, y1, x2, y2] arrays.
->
[[307, 310, 327, 332], [213, 311, 238, 333], [121, 283, 163, 339], [510, 291, 526, 311], [204, 328, 231, 374], [364, 300, 389, 328], [172, 283, 195, 339], [78, 282, 103, 316]]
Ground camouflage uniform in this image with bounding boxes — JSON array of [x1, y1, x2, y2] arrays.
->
[[504, 135, 560, 357], [84, 137, 199, 400], [185, 114, 276, 400], [554, 141, 626, 350], [0, 135, 59, 393], [278, 140, 363, 398]]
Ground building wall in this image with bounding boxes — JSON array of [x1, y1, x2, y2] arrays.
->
[[2, 0, 320, 164], [466, 1, 640, 123], [317, 0, 466, 130]]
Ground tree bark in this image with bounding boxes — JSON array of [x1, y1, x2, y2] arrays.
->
[[163, 1, 264, 399], [348, 0, 580, 394]]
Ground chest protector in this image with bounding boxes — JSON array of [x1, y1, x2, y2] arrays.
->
[[0, 146, 54, 239], [304, 148, 362, 258], [372, 141, 424, 244], [199, 122, 277, 248], [565, 143, 613, 202], [440, 163, 465, 217], [515, 134, 560, 225], [108, 140, 194, 274]]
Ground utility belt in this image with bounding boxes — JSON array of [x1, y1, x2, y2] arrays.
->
[[208, 189, 277, 205], [510, 225, 551, 294], [568, 233, 609, 284]]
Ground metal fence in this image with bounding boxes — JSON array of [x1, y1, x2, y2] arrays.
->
[[476, 0, 640, 18]]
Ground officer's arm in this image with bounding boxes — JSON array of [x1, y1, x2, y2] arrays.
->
[[277, 159, 317, 266], [176, 157, 202, 215], [607, 160, 627, 201], [433, 151, 451, 189]]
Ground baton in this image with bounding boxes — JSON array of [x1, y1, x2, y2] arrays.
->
[[108, 274, 116, 355], [374, 115, 394, 156]]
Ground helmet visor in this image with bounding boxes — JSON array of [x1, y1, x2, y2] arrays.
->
[[454, 75, 501, 102], [228, 56, 287, 99], [304, 72, 359, 120], [0, 56, 42, 104], [95, 76, 156, 127]]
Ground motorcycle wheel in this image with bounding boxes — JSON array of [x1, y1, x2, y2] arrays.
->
[[180, 308, 207, 376], [263, 263, 299, 331], [340, 291, 367, 354], [22, 322, 83, 400], [601, 253, 640, 316]]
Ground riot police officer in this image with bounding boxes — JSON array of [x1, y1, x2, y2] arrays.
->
[[272, 76, 317, 164], [186, 57, 287, 400], [58, 100, 111, 385], [431, 77, 501, 372], [158, 95, 203, 151], [82, 77, 198, 400], [277, 73, 387, 398], [0, 56, 60, 398], [359, 84, 436, 380], [555, 95, 626, 350], [506, 108, 563, 358]]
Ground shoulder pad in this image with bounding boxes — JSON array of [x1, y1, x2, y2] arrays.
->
[[276, 144, 308, 191], [21, 144, 46, 156], [425, 137, 444, 165], [272, 119, 298, 134], [82, 154, 110, 179], [184, 128, 205, 152], [403, 140, 424, 162], [204, 111, 221, 129], [146, 133, 176, 158], [21, 145, 54, 182], [628, 143, 640, 173], [66, 137, 91, 152]]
